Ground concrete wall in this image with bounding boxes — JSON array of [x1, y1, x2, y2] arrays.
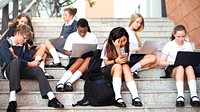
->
[[165, 0, 200, 48]]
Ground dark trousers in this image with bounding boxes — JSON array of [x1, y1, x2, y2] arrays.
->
[[4, 59, 52, 99]]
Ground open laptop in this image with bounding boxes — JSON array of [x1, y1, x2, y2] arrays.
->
[[71, 43, 97, 57], [174, 51, 200, 67], [137, 41, 161, 54]]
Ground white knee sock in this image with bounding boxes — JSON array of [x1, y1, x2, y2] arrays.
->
[[49, 48, 60, 64], [188, 80, 199, 101], [57, 70, 73, 88], [131, 62, 141, 72], [9, 91, 16, 102], [126, 81, 139, 100], [47, 91, 55, 100], [67, 70, 82, 85], [112, 77, 122, 102], [39, 61, 45, 72], [35, 56, 42, 61], [176, 81, 184, 101]]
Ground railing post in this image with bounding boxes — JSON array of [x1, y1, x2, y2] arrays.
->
[[1, 4, 9, 35], [161, 0, 167, 17], [13, 0, 19, 18]]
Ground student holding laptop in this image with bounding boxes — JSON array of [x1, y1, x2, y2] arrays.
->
[[159, 24, 200, 107], [125, 13, 159, 78], [56, 18, 98, 92]]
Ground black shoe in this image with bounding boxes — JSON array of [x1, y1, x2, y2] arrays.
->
[[132, 97, 142, 106], [190, 96, 200, 107], [44, 72, 54, 79], [132, 71, 140, 79], [114, 98, 126, 107], [45, 75, 54, 79], [56, 84, 66, 92], [48, 98, 64, 108], [7, 101, 17, 112], [64, 83, 73, 92], [176, 96, 185, 107], [45, 62, 62, 67]]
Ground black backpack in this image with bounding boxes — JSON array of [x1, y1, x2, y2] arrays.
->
[[72, 49, 115, 107]]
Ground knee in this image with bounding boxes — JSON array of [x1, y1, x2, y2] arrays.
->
[[150, 55, 157, 63], [114, 64, 123, 71], [10, 59, 21, 65], [39, 44, 46, 49]]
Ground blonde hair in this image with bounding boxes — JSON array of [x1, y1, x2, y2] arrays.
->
[[128, 13, 144, 47]]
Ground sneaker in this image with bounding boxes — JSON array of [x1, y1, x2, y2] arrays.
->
[[45, 62, 62, 67], [48, 98, 64, 108]]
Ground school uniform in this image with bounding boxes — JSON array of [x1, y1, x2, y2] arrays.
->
[[50, 19, 77, 54], [63, 31, 98, 69], [100, 41, 125, 81], [162, 40, 193, 77], [125, 27, 145, 67], [0, 38, 52, 99]]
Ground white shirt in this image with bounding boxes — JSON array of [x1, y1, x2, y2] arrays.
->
[[100, 41, 125, 67], [125, 27, 138, 54], [162, 40, 193, 62], [63, 31, 98, 52]]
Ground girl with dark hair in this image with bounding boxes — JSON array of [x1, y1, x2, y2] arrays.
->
[[56, 18, 98, 92], [45, 7, 78, 67], [159, 24, 200, 107], [101, 27, 142, 107]]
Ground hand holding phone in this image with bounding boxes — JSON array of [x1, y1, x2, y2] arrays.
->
[[39, 59, 43, 62], [121, 53, 128, 58]]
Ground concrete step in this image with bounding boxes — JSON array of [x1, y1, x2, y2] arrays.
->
[[0, 103, 199, 112], [1, 77, 200, 92], [0, 90, 199, 106]]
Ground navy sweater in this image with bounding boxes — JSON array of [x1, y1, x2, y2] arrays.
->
[[0, 39, 32, 67], [60, 20, 77, 39]]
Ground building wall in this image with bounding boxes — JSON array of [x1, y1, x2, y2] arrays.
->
[[165, 0, 200, 48], [86, 0, 114, 18]]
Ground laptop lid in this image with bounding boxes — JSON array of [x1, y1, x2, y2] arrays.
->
[[71, 43, 97, 57], [137, 41, 161, 54], [174, 51, 200, 67]]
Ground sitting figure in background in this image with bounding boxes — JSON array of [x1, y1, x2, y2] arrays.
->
[[56, 18, 98, 92], [45, 7, 77, 67], [159, 24, 200, 107], [0, 25, 64, 112]]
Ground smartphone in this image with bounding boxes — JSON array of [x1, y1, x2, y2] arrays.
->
[[121, 53, 128, 58], [39, 59, 43, 62]]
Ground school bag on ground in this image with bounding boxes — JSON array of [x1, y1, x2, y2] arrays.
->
[[72, 49, 115, 107]]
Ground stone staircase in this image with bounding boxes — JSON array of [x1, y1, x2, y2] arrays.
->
[[1, 18, 200, 111]]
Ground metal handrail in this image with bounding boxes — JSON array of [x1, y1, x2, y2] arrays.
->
[[0, 0, 12, 9]]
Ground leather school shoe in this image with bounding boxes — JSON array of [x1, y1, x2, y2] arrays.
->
[[48, 98, 64, 108], [132, 71, 140, 79], [45, 72, 54, 79], [132, 97, 142, 106], [114, 98, 126, 107], [7, 101, 17, 112], [45, 62, 62, 67], [56, 84, 66, 92], [176, 96, 185, 107], [64, 83, 73, 92], [190, 96, 200, 107]]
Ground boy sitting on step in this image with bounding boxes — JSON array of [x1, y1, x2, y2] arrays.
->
[[0, 25, 64, 112]]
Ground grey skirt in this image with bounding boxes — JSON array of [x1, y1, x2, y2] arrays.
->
[[50, 38, 66, 54]]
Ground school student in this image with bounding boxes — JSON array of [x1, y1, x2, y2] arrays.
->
[[125, 13, 159, 78], [100, 27, 142, 107], [56, 18, 98, 92], [0, 25, 64, 112], [159, 24, 200, 107], [7, 13, 53, 79], [45, 7, 77, 67]]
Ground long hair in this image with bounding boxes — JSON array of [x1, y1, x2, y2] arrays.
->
[[106, 27, 129, 60], [8, 13, 35, 42], [170, 24, 187, 41], [128, 13, 144, 47]]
